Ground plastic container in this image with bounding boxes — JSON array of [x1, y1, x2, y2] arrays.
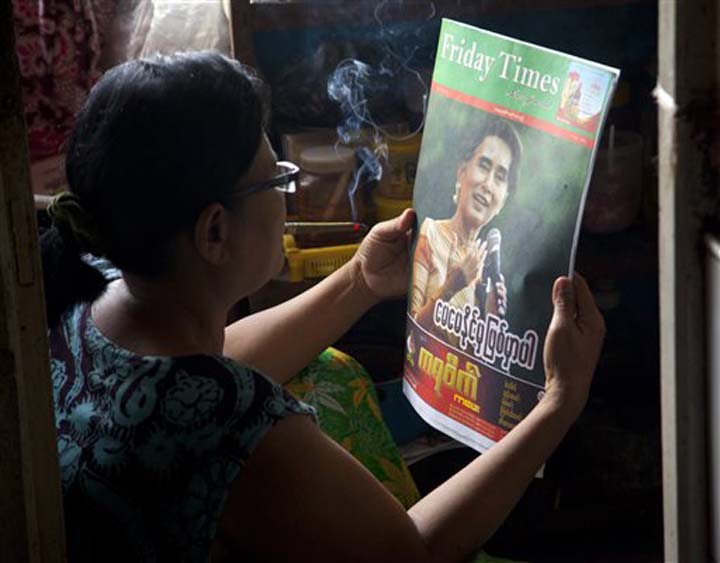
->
[[283, 234, 360, 282], [378, 134, 422, 199], [582, 130, 643, 234], [373, 192, 412, 223], [297, 145, 363, 223]]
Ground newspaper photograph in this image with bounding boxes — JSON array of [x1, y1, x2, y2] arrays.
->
[[403, 19, 620, 453]]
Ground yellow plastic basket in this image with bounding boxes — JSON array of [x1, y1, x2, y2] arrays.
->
[[283, 235, 360, 282]]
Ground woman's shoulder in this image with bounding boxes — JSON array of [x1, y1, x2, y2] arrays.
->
[[50, 305, 314, 446], [172, 354, 316, 425], [106, 349, 314, 430], [50, 347, 315, 561], [419, 217, 453, 236], [418, 218, 455, 253], [119, 355, 316, 458], [419, 216, 436, 234], [81, 254, 122, 282]]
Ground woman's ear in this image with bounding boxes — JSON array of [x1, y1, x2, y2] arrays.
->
[[194, 203, 232, 265]]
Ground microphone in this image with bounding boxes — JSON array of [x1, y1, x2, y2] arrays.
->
[[484, 228, 502, 284], [475, 228, 502, 312]]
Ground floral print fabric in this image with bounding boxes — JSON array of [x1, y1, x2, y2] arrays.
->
[[289, 352, 524, 563], [12, 0, 116, 161], [50, 301, 315, 563], [287, 349, 421, 508]]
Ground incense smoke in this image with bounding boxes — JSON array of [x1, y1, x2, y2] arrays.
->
[[326, 5, 432, 220]]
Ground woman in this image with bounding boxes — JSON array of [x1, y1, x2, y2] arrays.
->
[[410, 119, 522, 334], [43, 51, 604, 563]]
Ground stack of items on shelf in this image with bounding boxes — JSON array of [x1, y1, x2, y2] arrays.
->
[[274, 129, 366, 282], [274, 127, 424, 282], [374, 133, 422, 222]]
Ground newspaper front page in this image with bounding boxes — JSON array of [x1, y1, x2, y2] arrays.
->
[[403, 19, 620, 453]]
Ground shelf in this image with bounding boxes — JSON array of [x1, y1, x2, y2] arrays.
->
[[249, 0, 655, 31]]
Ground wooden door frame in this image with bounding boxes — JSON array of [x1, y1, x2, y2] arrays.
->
[[658, 1, 717, 561], [0, 2, 66, 561]]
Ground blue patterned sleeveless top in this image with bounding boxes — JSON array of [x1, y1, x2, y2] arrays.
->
[[50, 296, 315, 562]]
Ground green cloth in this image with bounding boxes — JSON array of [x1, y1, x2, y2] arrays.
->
[[288, 349, 526, 563], [286, 348, 420, 508]]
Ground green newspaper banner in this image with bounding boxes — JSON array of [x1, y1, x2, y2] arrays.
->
[[432, 19, 618, 147]]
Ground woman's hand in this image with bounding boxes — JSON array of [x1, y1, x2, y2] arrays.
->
[[445, 235, 488, 294], [542, 274, 605, 419], [351, 209, 416, 300], [485, 273, 508, 317]]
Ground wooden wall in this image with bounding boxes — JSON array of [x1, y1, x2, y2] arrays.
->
[[658, 0, 718, 561], [0, 2, 66, 561]]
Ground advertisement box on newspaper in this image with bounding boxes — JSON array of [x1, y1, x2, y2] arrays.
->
[[404, 20, 619, 453]]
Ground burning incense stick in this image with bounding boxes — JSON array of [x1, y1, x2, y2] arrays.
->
[[284, 222, 368, 235]]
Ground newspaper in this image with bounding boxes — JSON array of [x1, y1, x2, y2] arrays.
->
[[403, 19, 619, 453]]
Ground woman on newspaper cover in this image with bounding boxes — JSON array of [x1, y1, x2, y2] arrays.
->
[[410, 118, 523, 335]]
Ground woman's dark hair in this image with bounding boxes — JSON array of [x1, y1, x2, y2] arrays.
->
[[460, 118, 523, 195], [41, 51, 268, 327]]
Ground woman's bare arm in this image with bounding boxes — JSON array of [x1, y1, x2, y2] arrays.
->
[[224, 259, 377, 384], [214, 275, 605, 562], [212, 391, 580, 563], [224, 211, 414, 384]]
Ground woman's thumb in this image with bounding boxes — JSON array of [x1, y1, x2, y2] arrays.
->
[[552, 277, 577, 321], [372, 208, 414, 239]]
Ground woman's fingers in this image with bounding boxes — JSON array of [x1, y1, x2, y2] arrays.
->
[[370, 208, 415, 241], [573, 273, 605, 332], [542, 274, 605, 416], [574, 274, 598, 314], [475, 240, 488, 279], [551, 276, 577, 321], [477, 239, 488, 256], [494, 279, 507, 316]]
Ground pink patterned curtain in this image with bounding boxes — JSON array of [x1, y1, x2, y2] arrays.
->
[[12, 0, 116, 193], [12, 1, 230, 194]]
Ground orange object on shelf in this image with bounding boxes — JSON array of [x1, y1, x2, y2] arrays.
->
[[297, 145, 365, 223]]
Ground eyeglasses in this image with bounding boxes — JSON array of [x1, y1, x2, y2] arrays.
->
[[238, 161, 299, 196]]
